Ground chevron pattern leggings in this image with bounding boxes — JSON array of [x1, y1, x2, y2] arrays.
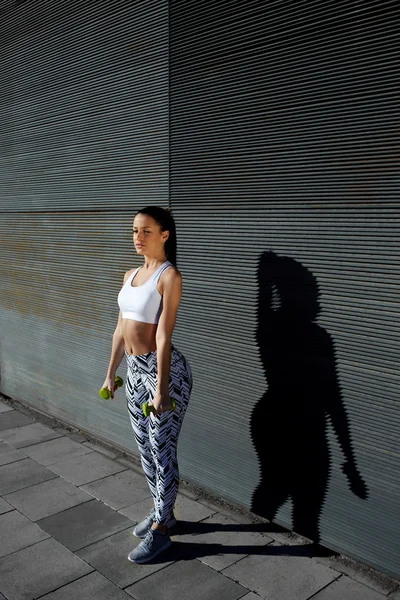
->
[[125, 345, 193, 525]]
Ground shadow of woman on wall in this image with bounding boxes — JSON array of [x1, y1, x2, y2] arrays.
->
[[250, 250, 368, 543]]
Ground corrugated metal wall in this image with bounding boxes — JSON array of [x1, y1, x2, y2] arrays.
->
[[170, 0, 400, 577], [1, 0, 399, 578], [0, 0, 169, 453]]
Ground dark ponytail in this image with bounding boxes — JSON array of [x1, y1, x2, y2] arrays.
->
[[135, 206, 177, 267]]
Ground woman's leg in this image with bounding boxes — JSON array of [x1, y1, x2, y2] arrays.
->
[[149, 347, 193, 525], [125, 357, 157, 505]]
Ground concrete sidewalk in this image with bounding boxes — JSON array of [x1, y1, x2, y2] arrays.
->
[[0, 396, 398, 600]]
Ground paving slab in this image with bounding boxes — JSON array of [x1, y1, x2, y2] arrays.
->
[[120, 491, 216, 525], [0, 509, 50, 558], [19, 436, 94, 466], [47, 451, 127, 485], [0, 422, 63, 448], [38, 571, 131, 600], [389, 589, 400, 599], [0, 497, 13, 515], [0, 410, 34, 432], [171, 511, 273, 571], [77, 526, 176, 588], [221, 551, 340, 600], [82, 440, 119, 459], [0, 537, 93, 600], [0, 401, 14, 413], [238, 595, 264, 600], [312, 575, 388, 600], [315, 554, 399, 596], [37, 498, 134, 552], [0, 458, 57, 495], [119, 496, 159, 523], [4, 476, 93, 521], [174, 485, 201, 501], [125, 558, 248, 600], [80, 469, 151, 510], [0, 440, 27, 466]]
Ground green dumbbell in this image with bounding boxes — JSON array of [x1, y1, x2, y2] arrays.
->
[[99, 376, 124, 400], [142, 398, 176, 417]]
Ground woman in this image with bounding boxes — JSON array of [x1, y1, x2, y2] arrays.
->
[[102, 205, 193, 564]]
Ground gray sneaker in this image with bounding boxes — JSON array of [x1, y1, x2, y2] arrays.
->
[[132, 508, 177, 539], [128, 527, 172, 564]]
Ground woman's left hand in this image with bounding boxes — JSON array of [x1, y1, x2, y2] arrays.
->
[[151, 392, 173, 416]]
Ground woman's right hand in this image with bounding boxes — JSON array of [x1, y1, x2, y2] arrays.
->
[[102, 376, 117, 399]]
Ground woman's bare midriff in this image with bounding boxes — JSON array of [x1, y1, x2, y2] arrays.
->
[[121, 318, 158, 356]]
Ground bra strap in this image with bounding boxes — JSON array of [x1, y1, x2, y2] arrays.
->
[[154, 262, 173, 282]]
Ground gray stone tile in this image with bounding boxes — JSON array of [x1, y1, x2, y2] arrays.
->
[[178, 486, 202, 501], [47, 451, 127, 485], [0, 458, 57, 495], [125, 559, 247, 600], [0, 497, 13, 515], [81, 469, 151, 510], [119, 491, 216, 525], [4, 476, 93, 521], [0, 537, 93, 600], [0, 509, 50, 558], [0, 401, 14, 413], [0, 422, 63, 448], [119, 496, 158, 523], [37, 498, 134, 551], [171, 512, 273, 571], [77, 527, 176, 588], [389, 589, 400, 599], [315, 554, 399, 596], [82, 440, 118, 459], [222, 551, 340, 600], [0, 410, 34, 432], [174, 494, 219, 523], [115, 456, 147, 475], [0, 441, 26, 466], [312, 575, 387, 600], [238, 595, 263, 600], [38, 571, 131, 600], [19, 436, 94, 466]]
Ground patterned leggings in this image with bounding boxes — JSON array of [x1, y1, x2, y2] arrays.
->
[[125, 345, 193, 524]]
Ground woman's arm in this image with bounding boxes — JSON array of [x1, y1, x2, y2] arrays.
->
[[153, 268, 182, 410], [102, 271, 132, 397], [106, 311, 125, 376]]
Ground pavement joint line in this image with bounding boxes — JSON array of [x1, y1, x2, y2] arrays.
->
[[304, 573, 345, 600], [0, 468, 59, 495], [42, 451, 132, 473], [0, 456, 26, 466], [77, 490, 151, 513], [0, 529, 52, 561], [119, 555, 179, 589], [8, 435, 65, 450], [219, 541, 275, 576], [34, 568, 96, 600], [67, 520, 137, 554]]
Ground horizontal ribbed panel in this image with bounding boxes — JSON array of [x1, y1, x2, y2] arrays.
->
[[0, 0, 169, 499], [0, 0, 168, 210], [170, 0, 400, 578]]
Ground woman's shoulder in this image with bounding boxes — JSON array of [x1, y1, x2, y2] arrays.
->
[[165, 263, 182, 279], [123, 266, 139, 284]]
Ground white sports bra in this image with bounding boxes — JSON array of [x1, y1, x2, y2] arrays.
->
[[117, 261, 173, 324]]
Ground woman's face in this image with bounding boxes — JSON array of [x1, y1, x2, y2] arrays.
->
[[133, 213, 169, 256]]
